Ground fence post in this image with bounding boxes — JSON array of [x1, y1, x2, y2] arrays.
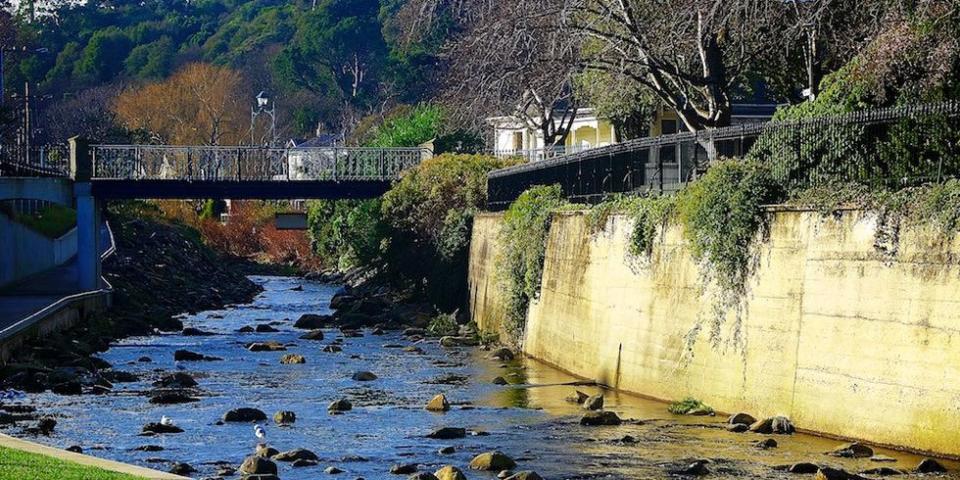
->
[[236, 147, 242, 181], [69, 136, 91, 181]]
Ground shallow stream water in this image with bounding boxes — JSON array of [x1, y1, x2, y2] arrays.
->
[[4, 276, 958, 479]]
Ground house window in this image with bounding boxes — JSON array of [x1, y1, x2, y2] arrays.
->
[[661, 119, 678, 135], [512, 132, 523, 150]]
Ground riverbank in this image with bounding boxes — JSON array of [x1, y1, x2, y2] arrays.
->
[[5, 275, 955, 480], [468, 208, 960, 459], [0, 205, 262, 398], [0, 433, 186, 480]]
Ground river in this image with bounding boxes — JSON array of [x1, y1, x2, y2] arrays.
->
[[4, 276, 957, 479]]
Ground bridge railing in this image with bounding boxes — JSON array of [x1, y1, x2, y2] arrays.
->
[[89, 145, 429, 182]]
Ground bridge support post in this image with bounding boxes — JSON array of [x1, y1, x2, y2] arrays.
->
[[75, 183, 102, 290], [70, 137, 102, 291]]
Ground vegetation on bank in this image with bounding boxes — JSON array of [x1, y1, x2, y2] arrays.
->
[[0, 446, 146, 480], [496, 185, 567, 341], [1, 203, 77, 238], [667, 397, 714, 416]]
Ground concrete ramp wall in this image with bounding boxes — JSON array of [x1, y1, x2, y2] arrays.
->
[[469, 209, 960, 457], [0, 213, 78, 289]]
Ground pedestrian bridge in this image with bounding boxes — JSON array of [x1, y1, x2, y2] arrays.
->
[[85, 144, 429, 199]]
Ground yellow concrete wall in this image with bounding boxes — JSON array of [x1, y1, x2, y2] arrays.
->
[[468, 209, 960, 457]]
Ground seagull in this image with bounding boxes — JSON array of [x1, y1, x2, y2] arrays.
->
[[160, 416, 173, 427], [254, 424, 266, 445]]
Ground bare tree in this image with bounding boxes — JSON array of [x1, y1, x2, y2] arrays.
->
[[776, 0, 888, 101], [406, 0, 584, 147], [564, 0, 786, 136]]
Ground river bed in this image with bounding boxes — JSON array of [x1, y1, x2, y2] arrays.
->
[[3, 276, 958, 479]]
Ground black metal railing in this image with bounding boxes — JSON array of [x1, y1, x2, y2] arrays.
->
[[486, 101, 960, 209]]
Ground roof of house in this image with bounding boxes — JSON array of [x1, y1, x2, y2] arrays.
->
[[288, 134, 343, 148]]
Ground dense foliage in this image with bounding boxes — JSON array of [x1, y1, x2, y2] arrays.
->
[[307, 151, 509, 308], [3, 0, 448, 143]]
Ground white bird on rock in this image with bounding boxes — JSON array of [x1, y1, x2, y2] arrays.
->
[[160, 416, 173, 427], [254, 424, 266, 444]]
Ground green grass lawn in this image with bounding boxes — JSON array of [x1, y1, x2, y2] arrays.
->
[[0, 446, 146, 480], [12, 204, 78, 238]]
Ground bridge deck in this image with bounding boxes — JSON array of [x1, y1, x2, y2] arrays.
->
[[89, 179, 393, 199]]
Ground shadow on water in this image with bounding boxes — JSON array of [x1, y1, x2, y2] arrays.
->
[[1, 276, 958, 479]]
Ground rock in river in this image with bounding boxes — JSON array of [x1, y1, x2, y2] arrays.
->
[[505, 472, 544, 480], [491, 376, 508, 385], [425, 394, 450, 412], [280, 354, 306, 364], [749, 416, 794, 434], [256, 324, 279, 333], [240, 455, 278, 475], [352, 371, 377, 381], [247, 342, 287, 352], [294, 314, 332, 329], [391, 463, 419, 474], [222, 408, 267, 422], [426, 427, 466, 439], [174, 349, 221, 361], [169, 462, 196, 475], [915, 459, 947, 473], [273, 411, 296, 425], [565, 390, 589, 404], [148, 390, 199, 405], [142, 422, 183, 434], [328, 398, 352, 413], [583, 394, 604, 411], [409, 473, 439, 480], [439, 336, 479, 348], [491, 348, 515, 361], [828, 442, 873, 458], [728, 412, 757, 425], [300, 329, 325, 341], [580, 411, 622, 426], [152, 372, 197, 389], [435, 465, 468, 480], [814, 467, 870, 480], [469, 451, 517, 471], [181, 327, 215, 336], [273, 448, 318, 462]]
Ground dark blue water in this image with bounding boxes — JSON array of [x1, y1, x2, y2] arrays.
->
[[6, 276, 957, 479]]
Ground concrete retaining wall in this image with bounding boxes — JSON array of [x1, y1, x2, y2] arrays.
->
[[0, 292, 108, 364], [468, 209, 960, 457], [0, 213, 78, 289]]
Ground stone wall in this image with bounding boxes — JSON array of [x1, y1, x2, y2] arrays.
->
[[468, 209, 960, 457]]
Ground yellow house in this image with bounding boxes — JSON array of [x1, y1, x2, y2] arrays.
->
[[488, 108, 616, 160], [489, 103, 775, 161]]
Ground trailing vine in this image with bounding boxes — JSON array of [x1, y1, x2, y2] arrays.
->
[[496, 184, 567, 345]]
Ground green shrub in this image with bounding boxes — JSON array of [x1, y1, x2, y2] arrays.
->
[[306, 199, 387, 269], [667, 397, 714, 416], [381, 153, 512, 260], [426, 312, 459, 337], [676, 159, 784, 296], [497, 184, 567, 342]]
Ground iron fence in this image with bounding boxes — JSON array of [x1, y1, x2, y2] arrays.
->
[[487, 101, 960, 209], [90, 145, 428, 182], [0, 144, 69, 177]]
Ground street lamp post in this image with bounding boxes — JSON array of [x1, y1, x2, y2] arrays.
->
[[250, 91, 276, 147]]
